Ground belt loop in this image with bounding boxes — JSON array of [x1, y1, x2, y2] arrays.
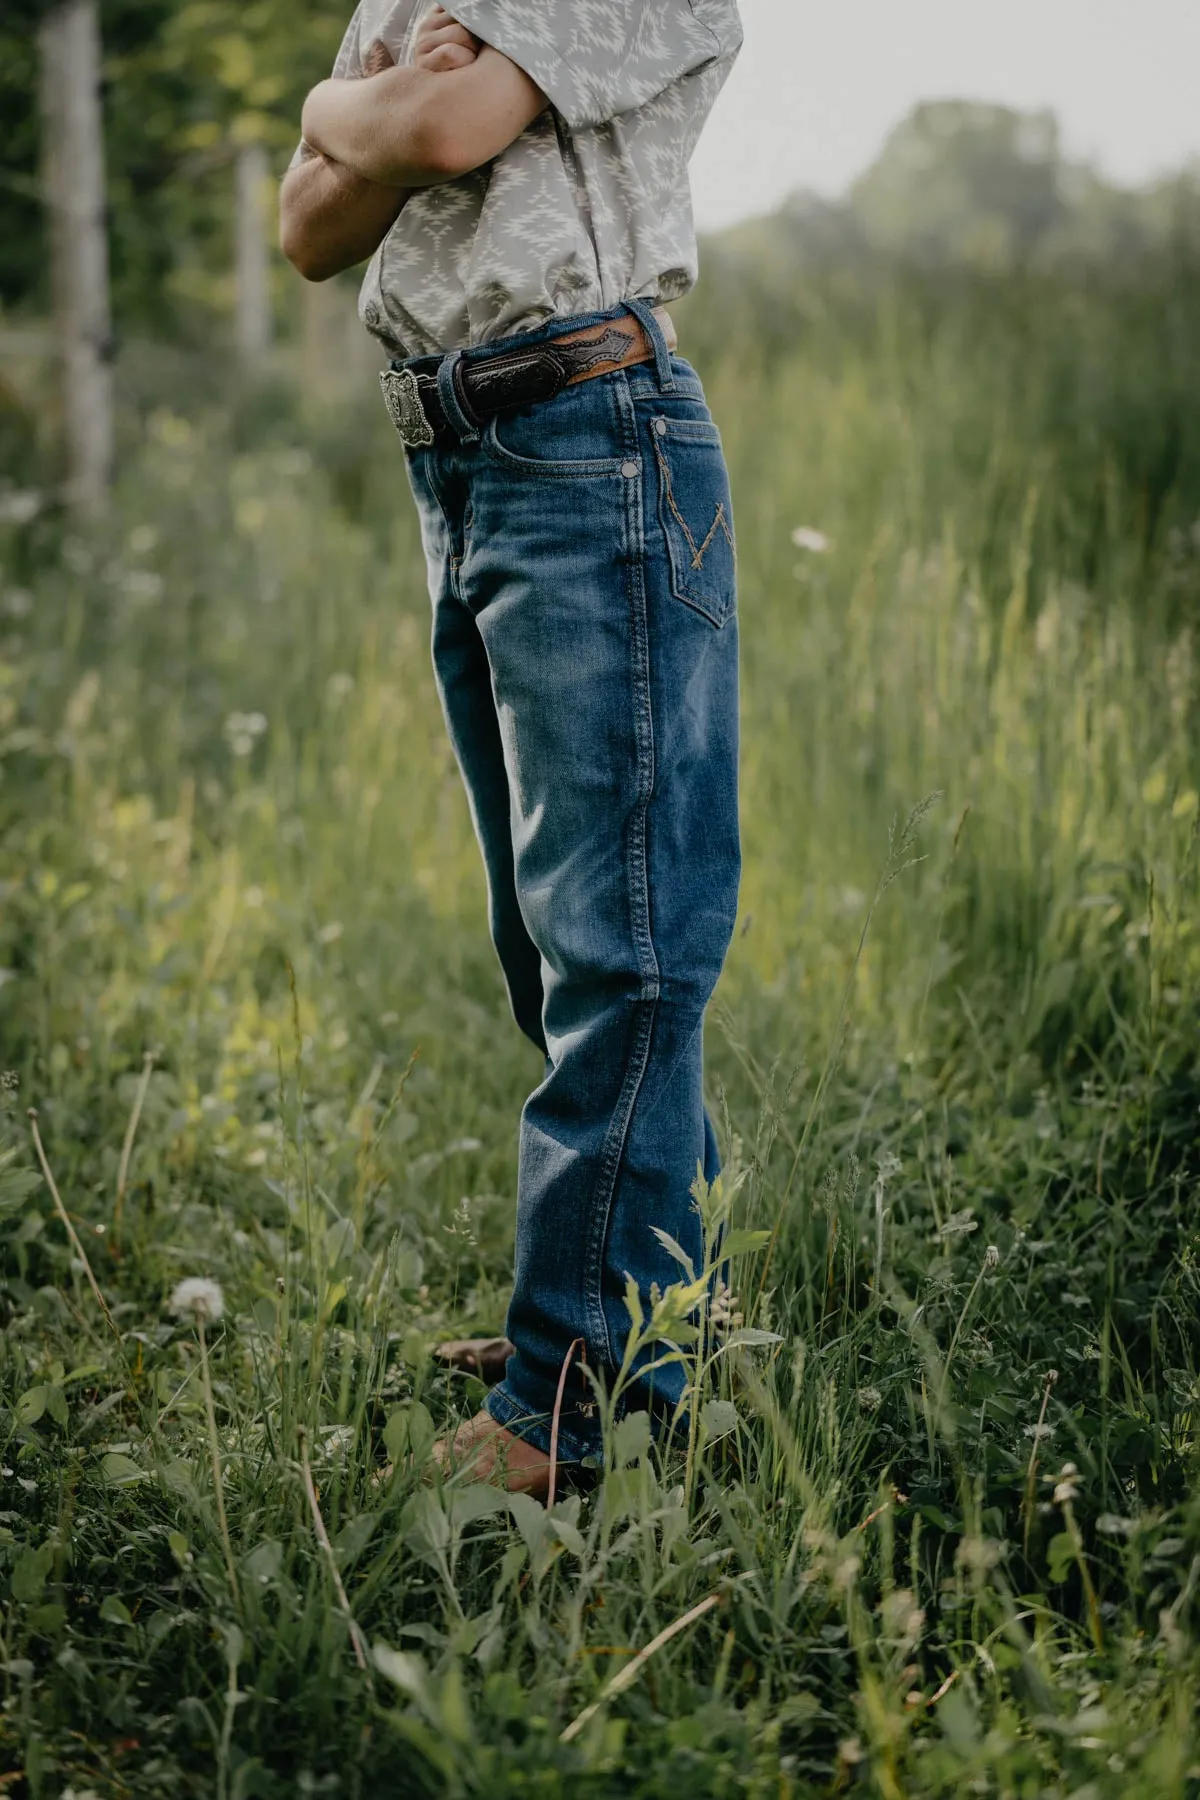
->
[[436, 349, 481, 445], [624, 297, 675, 393]]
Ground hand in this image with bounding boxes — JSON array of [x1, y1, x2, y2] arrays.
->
[[412, 4, 480, 72]]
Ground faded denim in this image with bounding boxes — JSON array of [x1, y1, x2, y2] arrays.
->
[[400, 302, 740, 1461]]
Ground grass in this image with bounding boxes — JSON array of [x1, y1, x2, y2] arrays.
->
[[0, 262, 1198, 1797]]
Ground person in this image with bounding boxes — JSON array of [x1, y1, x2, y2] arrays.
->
[[281, 0, 743, 1499]]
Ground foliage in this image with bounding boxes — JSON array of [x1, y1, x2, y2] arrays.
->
[[0, 0, 347, 334], [715, 101, 1200, 285], [0, 261, 1198, 1796]]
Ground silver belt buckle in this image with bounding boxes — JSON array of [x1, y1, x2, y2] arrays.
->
[[380, 368, 434, 449]]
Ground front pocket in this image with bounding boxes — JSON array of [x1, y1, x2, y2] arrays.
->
[[650, 414, 736, 627], [482, 380, 628, 480]]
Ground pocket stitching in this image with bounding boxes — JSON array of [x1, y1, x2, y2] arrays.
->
[[651, 418, 737, 627], [656, 415, 721, 443], [655, 433, 734, 573], [482, 414, 627, 480]]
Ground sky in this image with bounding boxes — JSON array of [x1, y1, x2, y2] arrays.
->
[[690, 0, 1200, 231]]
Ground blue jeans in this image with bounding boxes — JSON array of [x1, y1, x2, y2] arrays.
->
[[400, 302, 740, 1460]]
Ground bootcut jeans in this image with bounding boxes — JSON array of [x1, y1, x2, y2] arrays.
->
[[399, 300, 740, 1462]]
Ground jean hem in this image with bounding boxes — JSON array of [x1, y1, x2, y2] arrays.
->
[[484, 1382, 599, 1464]]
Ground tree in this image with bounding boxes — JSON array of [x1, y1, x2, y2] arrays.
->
[[850, 102, 1067, 267], [39, 0, 113, 512], [235, 141, 272, 364], [1, 0, 348, 341]]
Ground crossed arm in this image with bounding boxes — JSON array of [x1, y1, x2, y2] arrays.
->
[[280, 8, 546, 282]]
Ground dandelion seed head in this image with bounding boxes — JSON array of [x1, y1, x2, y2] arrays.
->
[[170, 1276, 225, 1323], [955, 1536, 1002, 1574], [833, 1553, 861, 1594]]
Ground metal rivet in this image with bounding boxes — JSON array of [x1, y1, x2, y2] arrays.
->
[[621, 459, 639, 477], [654, 417, 667, 436]]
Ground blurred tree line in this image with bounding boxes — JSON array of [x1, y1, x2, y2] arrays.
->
[[708, 102, 1200, 300]]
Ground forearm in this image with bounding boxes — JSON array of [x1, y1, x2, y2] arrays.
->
[[301, 65, 452, 187], [279, 152, 407, 282], [302, 51, 546, 187]]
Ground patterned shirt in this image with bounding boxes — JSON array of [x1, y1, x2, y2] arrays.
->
[[301, 1, 743, 357]]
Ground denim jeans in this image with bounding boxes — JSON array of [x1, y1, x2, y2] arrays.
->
[[400, 301, 740, 1461]]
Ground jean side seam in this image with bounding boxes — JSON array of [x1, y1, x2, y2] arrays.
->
[[580, 372, 661, 1371], [618, 370, 660, 1003], [580, 1001, 657, 1369]]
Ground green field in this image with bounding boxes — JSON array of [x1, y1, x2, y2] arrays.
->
[[1, 260, 1199, 1797]]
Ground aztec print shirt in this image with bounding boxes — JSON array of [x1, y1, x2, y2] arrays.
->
[[297, 1, 743, 357]]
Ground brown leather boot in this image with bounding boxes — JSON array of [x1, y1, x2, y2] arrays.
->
[[434, 1336, 515, 1385], [433, 1409, 553, 1500]]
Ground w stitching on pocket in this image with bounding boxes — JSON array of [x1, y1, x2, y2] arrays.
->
[[652, 436, 735, 572]]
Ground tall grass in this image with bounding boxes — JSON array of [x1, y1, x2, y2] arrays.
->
[[0, 265, 1198, 1797]]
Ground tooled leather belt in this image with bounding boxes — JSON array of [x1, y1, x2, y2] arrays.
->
[[379, 306, 677, 451]]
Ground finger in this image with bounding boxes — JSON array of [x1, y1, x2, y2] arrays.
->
[[420, 20, 479, 48], [417, 41, 476, 70]]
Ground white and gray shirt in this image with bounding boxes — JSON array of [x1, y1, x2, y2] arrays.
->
[[300, 1, 743, 357]]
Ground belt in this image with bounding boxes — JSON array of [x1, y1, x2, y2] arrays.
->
[[379, 306, 677, 451]]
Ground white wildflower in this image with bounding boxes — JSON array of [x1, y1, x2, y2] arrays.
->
[[0, 489, 44, 526], [170, 1277, 225, 1323], [1052, 1462, 1081, 1505], [791, 526, 832, 553], [709, 1279, 743, 1333], [223, 711, 268, 757], [984, 1244, 1000, 1270], [857, 1385, 883, 1413]]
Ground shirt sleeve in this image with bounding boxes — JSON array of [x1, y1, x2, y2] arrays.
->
[[289, 0, 425, 167], [447, 0, 743, 130]]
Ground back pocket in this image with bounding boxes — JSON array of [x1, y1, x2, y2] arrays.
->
[[650, 413, 736, 628]]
